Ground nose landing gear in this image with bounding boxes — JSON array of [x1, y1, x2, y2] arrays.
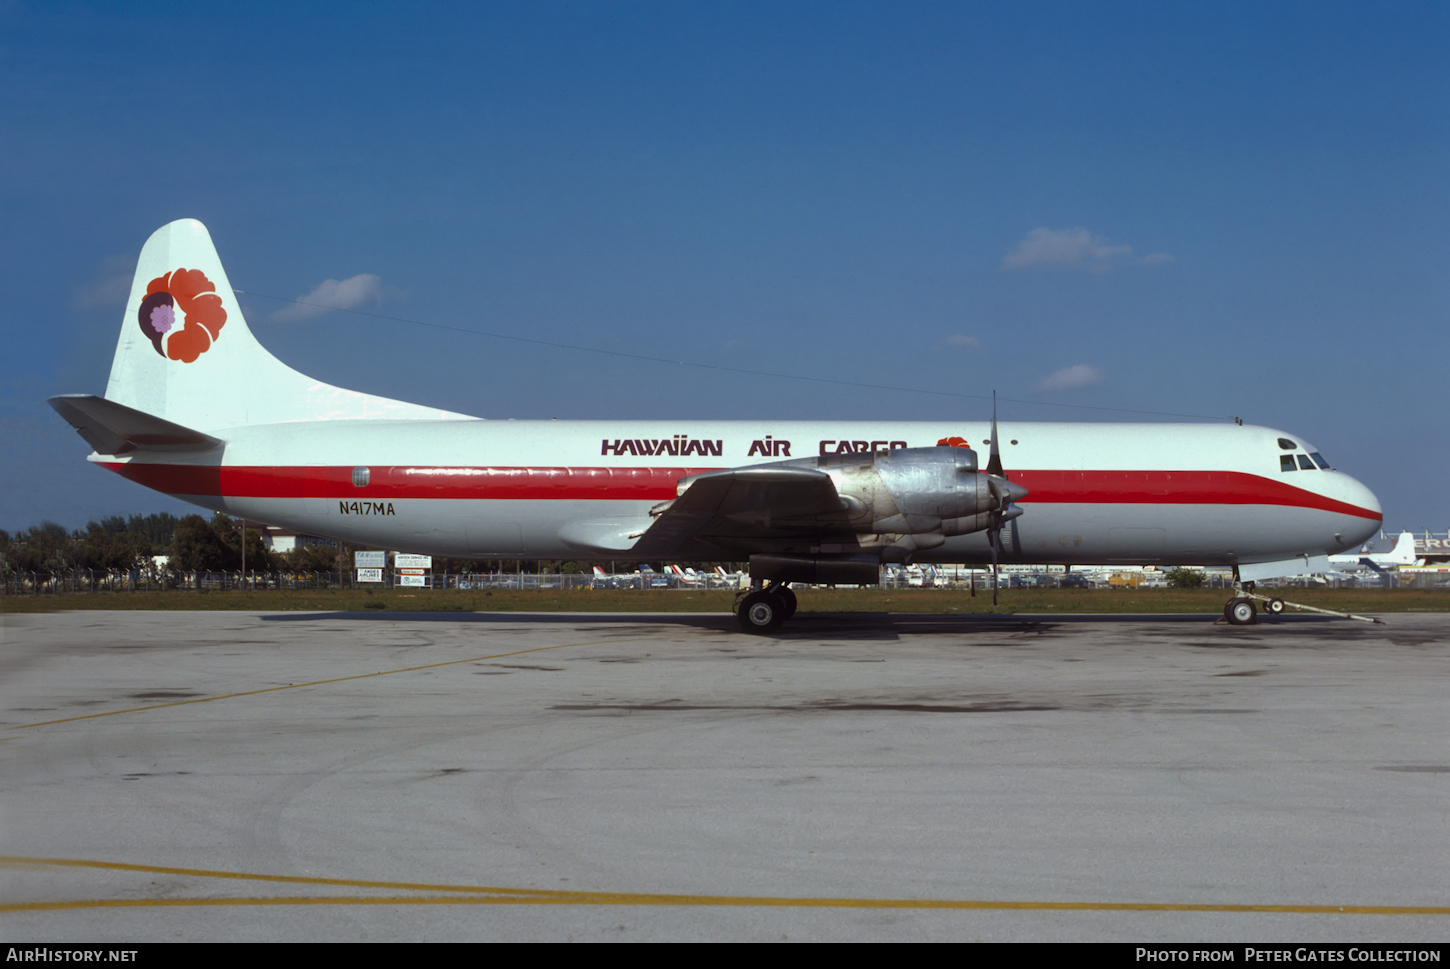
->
[[1221, 579, 1382, 625], [1224, 596, 1258, 625]]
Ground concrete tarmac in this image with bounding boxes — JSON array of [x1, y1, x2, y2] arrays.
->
[[2, 609, 1446, 942]]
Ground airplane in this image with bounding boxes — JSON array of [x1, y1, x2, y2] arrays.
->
[[899, 564, 938, 587], [635, 564, 670, 588], [587, 565, 633, 589], [50, 219, 1384, 632], [1327, 531, 1418, 575], [667, 564, 707, 586], [710, 565, 746, 590]]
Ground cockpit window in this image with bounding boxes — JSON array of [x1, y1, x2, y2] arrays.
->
[[1278, 438, 1297, 450], [1296, 454, 1315, 470], [1280, 455, 1297, 472], [1310, 452, 1330, 469]]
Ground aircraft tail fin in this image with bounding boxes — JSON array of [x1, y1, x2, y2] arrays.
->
[[103, 219, 472, 432], [1386, 531, 1419, 566]]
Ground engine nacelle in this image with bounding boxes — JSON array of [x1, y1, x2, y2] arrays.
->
[[666, 446, 1029, 568], [801, 446, 1025, 537], [749, 553, 881, 586]]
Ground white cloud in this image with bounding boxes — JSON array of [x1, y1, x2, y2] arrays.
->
[[269, 274, 384, 322], [1002, 227, 1169, 271], [1036, 364, 1103, 392], [944, 334, 980, 348]]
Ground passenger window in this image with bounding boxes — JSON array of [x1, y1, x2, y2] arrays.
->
[[352, 466, 370, 487], [1310, 452, 1330, 469], [1297, 454, 1315, 470], [1280, 456, 1296, 472]]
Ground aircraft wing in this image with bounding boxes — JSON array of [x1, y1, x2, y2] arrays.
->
[[630, 465, 850, 558]]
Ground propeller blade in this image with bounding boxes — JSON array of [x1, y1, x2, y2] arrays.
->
[[991, 520, 1000, 605], [981, 390, 1023, 607], [986, 390, 1004, 478]]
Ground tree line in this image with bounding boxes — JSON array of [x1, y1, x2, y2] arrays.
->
[[0, 513, 670, 576], [1, 513, 291, 573]]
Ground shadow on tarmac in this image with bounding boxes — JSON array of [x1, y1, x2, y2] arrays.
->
[[259, 610, 1345, 635]]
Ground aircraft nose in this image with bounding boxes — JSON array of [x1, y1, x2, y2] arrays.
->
[[1335, 471, 1382, 550]]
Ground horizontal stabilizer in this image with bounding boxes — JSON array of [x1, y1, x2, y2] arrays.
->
[[48, 394, 223, 455]]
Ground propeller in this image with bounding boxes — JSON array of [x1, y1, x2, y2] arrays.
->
[[983, 392, 1028, 605]]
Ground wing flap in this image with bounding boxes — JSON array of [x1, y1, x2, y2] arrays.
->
[[631, 465, 846, 557]]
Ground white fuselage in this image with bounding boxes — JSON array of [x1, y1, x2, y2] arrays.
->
[[95, 418, 1382, 567]]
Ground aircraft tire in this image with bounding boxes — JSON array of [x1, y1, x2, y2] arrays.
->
[[1266, 597, 1286, 615], [774, 586, 798, 620], [1224, 597, 1257, 625], [737, 591, 785, 634]]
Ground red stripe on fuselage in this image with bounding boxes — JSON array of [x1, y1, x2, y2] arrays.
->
[[104, 464, 703, 503], [99, 463, 1382, 521], [1007, 469, 1379, 521]]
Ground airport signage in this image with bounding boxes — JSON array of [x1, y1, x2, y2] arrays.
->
[[355, 551, 386, 569], [394, 554, 432, 569], [356, 568, 383, 583], [397, 568, 427, 576], [398, 574, 428, 588]]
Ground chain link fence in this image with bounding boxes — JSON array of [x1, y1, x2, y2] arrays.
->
[[4, 568, 1445, 597], [1, 569, 744, 595]]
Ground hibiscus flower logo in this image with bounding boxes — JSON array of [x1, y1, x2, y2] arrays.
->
[[136, 268, 228, 363], [937, 436, 973, 449]]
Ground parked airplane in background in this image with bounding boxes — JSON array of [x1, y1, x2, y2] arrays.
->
[[1328, 531, 1418, 574], [667, 564, 707, 586], [636, 564, 669, 588], [51, 220, 1383, 631]]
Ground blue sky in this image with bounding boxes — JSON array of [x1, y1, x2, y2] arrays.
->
[[2, 1, 1446, 535]]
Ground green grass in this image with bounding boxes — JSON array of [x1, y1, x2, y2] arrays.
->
[[3, 586, 1446, 615]]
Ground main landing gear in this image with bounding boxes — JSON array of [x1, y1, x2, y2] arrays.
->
[[735, 582, 797, 634]]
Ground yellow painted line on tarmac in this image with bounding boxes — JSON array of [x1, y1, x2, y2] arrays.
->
[[7, 897, 1449, 916], [5, 637, 655, 730], [2, 856, 1446, 916], [0, 855, 560, 896]]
